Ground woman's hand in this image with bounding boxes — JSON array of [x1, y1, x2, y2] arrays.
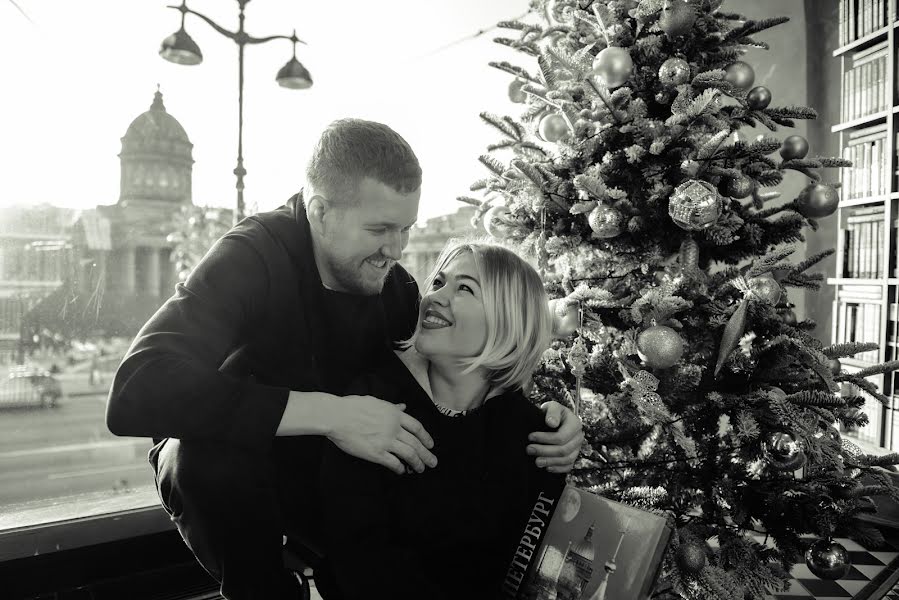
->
[[527, 401, 584, 473]]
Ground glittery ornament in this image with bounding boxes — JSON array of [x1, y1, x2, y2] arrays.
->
[[796, 182, 839, 219], [746, 86, 772, 110], [675, 543, 707, 574], [724, 175, 754, 199], [725, 61, 756, 89], [659, 57, 691, 86], [637, 325, 684, 369], [538, 113, 570, 143], [588, 204, 624, 238], [747, 274, 781, 305], [508, 79, 527, 103], [659, 1, 698, 39], [679, 236, 699, 271], [592, 47, 633, 89], [761, 431, 807, 471], [805, 540, 851, 580], [549, 298, 579, 338], [668, 180, 723, 231], [568, 334, 588, 378], [483, 205, 514, 238], [780, 135, 810, 160]]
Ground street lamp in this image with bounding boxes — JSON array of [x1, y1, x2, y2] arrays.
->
[[159, 0, 312, 224]]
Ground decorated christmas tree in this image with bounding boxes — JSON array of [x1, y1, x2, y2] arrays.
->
[[462, 1, 899, 597]]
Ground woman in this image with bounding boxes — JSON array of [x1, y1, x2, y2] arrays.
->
[[318, 238, 567, 599]]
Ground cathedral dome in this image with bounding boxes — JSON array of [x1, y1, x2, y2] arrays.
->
[[123, 90, 190, 148], [570, 523, 596, 562], [118, 89, 194, 206]]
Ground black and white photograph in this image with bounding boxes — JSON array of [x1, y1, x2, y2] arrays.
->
[[5, 1, 899, 599]]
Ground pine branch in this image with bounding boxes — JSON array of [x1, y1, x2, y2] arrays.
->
[[816, 157, 852, 168], [747, 245, 798, 278], [456, 196, 483, 207], [478, 154, 507, 176], [487, 140, 517, 151], [764, 106, 818, 120], [792, 248, 835, 273], [836, 373, 890, 405], [488, 61, 539, 83], [784, 390, 845, 407], [848, 360, 899, 379], [821, 341, 879, 359], [862, 453, 899, 467], [493, 37, 539, 56], [780, 158, 823, 170], [724, 17, 791, 42], [479, 112, 521, 140]]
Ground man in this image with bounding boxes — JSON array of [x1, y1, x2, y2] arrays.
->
[[106, 119, 583, 599]]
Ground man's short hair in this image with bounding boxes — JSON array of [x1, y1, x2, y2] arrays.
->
[[411, 237, 552, 392], [305, 118, 422, 207]]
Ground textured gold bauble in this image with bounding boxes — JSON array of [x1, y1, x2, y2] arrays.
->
[[668, 180, 723, 231]]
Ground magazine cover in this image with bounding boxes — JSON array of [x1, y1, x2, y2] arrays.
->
[[503, 485, 672, 600]]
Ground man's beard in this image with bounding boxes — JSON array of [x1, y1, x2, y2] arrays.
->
[[324, 252, 388, 296]]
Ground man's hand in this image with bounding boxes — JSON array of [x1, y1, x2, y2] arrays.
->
[[527, 401, 584, 473], [326, 395, 438, 475]]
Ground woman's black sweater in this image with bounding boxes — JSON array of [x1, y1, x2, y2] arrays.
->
[[319, 351, 565, 600]]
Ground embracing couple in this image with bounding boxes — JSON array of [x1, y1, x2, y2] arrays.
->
[[106, 119, 584, 600]]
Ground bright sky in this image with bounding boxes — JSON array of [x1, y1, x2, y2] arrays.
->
[[0, 0, 530, 221]]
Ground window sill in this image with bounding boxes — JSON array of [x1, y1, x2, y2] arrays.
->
[[0, 486, 173, 562]]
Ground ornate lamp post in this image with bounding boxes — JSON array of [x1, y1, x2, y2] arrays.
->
[[159, 0, 312, 224]]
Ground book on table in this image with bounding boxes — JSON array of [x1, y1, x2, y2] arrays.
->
[[503, 484, 672, 600]]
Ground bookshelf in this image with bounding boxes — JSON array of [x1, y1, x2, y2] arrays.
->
[[828, 0, 898, 450]]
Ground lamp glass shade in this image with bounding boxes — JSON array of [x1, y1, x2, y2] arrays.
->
[[276, 57, 313, 89], [159, 27, 203, 65]]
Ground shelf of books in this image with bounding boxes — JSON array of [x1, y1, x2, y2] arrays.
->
[[833, 0, 899, 451]]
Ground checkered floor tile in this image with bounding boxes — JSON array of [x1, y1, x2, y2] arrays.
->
[[758, 533, 899, 599]]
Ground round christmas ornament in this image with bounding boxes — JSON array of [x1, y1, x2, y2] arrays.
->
[[828, 358, 842, 375], [675, 542, 707, 574], [668, 180, 723, 231], [483, 205, 514, 239], [659, 57, 691, 86], [508, 79, 527, 103], [549, 298, 580, 338], [748, 274, 782, 305], [796, 182, 839, 219], [588, 204, 624, 238], [659, 0, 699, 39], [805, 540, 851, 580], [761, 431, 807, 471], [724, 175, 754, 199], [746, 85, 772, 110], [725, 61, 756, 90], [636, 325, 684, 369], [538, 113, 570, 143], [780, 135, 810, 160], [592, 47, 633, 89]]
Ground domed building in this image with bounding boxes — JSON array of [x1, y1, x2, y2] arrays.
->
[[67, 89, 197, 335]]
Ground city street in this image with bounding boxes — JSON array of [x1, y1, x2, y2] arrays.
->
[[0, 373, 153, 508]]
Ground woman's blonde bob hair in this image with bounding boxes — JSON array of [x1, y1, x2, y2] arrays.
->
[[404, 237, 552, 392]]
